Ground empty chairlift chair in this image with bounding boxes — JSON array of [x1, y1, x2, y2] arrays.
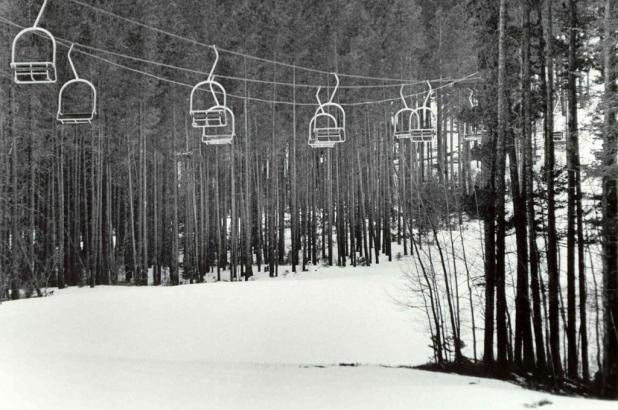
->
[[10, 0, 56, 84], [57, 45, 97, 124], [552, 95, 566, 145], [309, 109, 345, 148], [308, 73, 345, 149], [189, 46, 235, 145], [410, 81, 436, 143], [392, 84, 416, 140], [463, 89, 484, 143]]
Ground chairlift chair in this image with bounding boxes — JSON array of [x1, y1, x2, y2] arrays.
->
[[309, 110, 344, 148], [308, 73, 345, 149], [393, 84, 416, 140], [410, 81, 436, 143], [199, 105, 235, 145], [189, 46, 235, 145], [552, 94, 566, 145], [57, 45, 97, 124], [10, 0, 56, 84], [463, 89, 485, 142], [410, 107, 436, 142]]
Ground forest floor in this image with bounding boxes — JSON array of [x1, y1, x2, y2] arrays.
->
[[0, 259, 614, 409]]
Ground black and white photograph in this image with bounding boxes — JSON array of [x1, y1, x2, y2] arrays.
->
[[0, 0, 617, 408]]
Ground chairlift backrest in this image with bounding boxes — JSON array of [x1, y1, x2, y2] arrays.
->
[[415, 106, 436, 129], [312, 110, 338, 128], [57, 45, 97, 124], [190, 80, 227, 114], [313, 102, 345, 129]]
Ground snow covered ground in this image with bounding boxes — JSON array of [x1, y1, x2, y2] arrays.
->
[[0, 261, 614, 409]]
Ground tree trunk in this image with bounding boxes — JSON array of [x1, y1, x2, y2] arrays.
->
[[545, 0, 562, 379], [495, 0, 509, 371], [515, 0, 535, 372], [565, 0, 579, 379], [529, 0, 547, 372]]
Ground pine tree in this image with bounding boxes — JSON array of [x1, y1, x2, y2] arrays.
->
[[602, 0, 618, 397]]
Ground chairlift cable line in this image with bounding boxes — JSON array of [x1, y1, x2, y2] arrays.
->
[[0, 13, 480, 90], [0, 16, 479, 107], [4, 12, 480, 90], [64, 0, 475, 84], [69, 39, 478, 107], [41, 35, 482, 89], [56, 43, 97, 124], [78, 40, 479, 90]]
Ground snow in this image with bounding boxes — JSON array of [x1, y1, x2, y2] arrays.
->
[[0, 261, 613, 409]]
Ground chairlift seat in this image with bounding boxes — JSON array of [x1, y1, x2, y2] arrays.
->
[[57, 112, 94, 124], [309, 142, 338, 148], [464, 133, 482, 142], [309, 127, 344, 148], [395, 131, 413, 140], [410, 128, 435, 142], [309, 141, 337, 149], [202, 135, 234, 145], [201, 128, 234, 145], [12, 62, 55, 83]]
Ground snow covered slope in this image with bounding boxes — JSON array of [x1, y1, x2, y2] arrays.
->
[[0, 263, 613, 409]]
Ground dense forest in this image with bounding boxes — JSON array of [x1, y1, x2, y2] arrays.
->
[[0, 0, 617, 399]]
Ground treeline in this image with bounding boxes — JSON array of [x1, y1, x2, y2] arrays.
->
[[458, 0, 617, 398]]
